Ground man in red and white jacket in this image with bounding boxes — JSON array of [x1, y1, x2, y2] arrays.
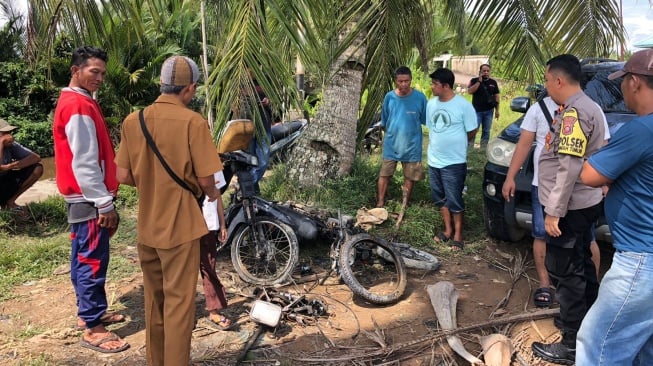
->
[[53, 46, 128, 354]]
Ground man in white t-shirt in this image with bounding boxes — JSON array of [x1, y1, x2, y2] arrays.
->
[[502, 96, 607, 308]]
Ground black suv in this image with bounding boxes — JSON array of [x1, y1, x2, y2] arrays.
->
[[482, 60, 635, 243]]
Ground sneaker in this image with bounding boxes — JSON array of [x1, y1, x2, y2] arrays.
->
[[532, 341, 575, 365], [462, 185, 468, 195]]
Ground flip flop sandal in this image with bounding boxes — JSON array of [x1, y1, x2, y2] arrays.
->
[[449, 240, 464, 251], [533, 287, 553, 308], [80, 332, 129, 353], [76, 313, 126, 330], [434, 232, 451, 243], [207, 315, 235, 331]]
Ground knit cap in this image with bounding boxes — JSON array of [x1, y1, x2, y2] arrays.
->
[[160, 56, 200, 86]]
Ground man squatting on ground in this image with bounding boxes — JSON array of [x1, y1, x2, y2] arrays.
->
[[0, 118, 43, 214], [53, 46, 129, 353], [530, 54, 607, 365]]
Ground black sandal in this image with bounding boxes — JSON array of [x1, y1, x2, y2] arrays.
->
[[449, 240, 464, 251], [533, 287, 552, 308], [434, 232, 451, 243]]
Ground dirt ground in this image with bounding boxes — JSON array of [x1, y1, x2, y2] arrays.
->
[[1, 173, 609, 365], [0, 231, 613, 365]]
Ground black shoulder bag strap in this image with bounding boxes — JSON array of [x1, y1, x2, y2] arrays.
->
[[139, 109, 204, 205], [538, 99, 555, 133]]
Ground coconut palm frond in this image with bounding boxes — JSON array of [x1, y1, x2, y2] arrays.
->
[[462, 0, 623, 82], [354, 0, 430, 135], [208, 1, 278, 138], [541, 0, 624, 58], [469, 0, 549, 82], [441, 0, 468, 52]]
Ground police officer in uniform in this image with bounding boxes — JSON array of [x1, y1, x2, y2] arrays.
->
[[531, 54, 607, 365]]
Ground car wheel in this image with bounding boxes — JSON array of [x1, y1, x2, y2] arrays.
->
[[483, 197, 526, 242]]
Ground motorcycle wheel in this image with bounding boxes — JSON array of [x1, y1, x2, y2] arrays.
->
[[339, 233, 407, 305], [231, 216, 299, 285]]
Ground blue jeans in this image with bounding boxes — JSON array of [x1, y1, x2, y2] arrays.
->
[[428, 163, 466, 213], [476, 109, 494, 144], [249, 134, 271, 184], [577, 251, 653, 365], [531, 185, 545, 239]]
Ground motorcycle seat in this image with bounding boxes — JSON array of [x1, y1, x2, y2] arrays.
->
[[217, 119, 255, 153], [271, 120, 305, 143]]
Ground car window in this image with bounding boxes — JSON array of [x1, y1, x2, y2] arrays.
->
[[583, 71, 630, 113]]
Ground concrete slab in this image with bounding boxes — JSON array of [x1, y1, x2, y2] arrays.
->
[[15, 178, 60, 206]]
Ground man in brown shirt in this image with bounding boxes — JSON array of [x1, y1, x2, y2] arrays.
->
[[531, 54, 607, 365], [115, 55, 222, 366]]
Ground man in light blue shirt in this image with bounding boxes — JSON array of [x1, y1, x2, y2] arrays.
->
[[376, 66, 427, 208], [426, 68, 477, 251]]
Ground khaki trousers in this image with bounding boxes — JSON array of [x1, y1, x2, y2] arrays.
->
[[138, 240, 200, 366]]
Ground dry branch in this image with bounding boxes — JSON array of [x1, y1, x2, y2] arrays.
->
[[286, 308, 559, 363]]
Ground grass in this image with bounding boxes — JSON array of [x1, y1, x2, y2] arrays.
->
[[0, 186, 141, 302], [0, 88, 526, 302], [0, 198, 70, 301], [15, 322, 47, 339]]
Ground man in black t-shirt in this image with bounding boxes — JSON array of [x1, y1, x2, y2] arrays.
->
[[468, 63, 500, 147]]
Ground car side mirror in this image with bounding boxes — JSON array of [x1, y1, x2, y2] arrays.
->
[[510, 97, 531, 113]]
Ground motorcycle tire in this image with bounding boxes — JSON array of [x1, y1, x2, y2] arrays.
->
[[231, 216, 299, 285], [339, 233, 407, 305], [376, 242, 440, 271]]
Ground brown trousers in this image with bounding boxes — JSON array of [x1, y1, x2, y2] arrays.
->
[[199, 232, 228, 312], [138, 240, 200, 366]]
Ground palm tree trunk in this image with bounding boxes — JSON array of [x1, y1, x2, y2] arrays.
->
[[286, 30, 365, 186]]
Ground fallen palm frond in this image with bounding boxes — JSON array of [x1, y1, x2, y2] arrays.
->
[[428, 281, 483, 364]]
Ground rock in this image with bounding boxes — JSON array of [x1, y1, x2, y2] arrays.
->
[[53, 264, 70, 275]]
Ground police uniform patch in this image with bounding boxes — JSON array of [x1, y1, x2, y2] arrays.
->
[[557, 108, 587, 157]]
